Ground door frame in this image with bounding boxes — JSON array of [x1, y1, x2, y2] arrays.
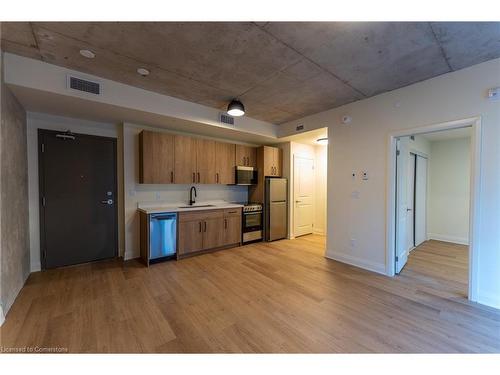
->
[[386, 117, 481, 302], [38, 129, 119, 270], [293, 154, 315, 237]]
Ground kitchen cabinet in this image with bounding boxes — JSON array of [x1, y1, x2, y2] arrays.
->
[[177, 208, 241, 258], [174, 135, 197, 184], [215, 142, 236, 184], [196, 139, 216, 184], [235, 145, 257, 167], [139, 130, 243, 185], [261, 146, 282, 177], [223, 209, 242, 246], [139, 130, 175, 184], [178, 220, 204, 256]]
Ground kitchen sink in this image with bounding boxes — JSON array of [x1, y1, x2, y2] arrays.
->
[[178, 204, 215, 209]]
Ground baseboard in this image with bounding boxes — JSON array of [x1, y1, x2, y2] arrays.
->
[[325, 250, 386, 275], [427, 233, 469, 245], [476, 290, 500, 310], [0, 305, 5, 326], [124, 251, 140, 261], [313, 229, 325, 235]]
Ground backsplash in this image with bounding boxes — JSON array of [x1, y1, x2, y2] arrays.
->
[[132, 184, 248, 206]]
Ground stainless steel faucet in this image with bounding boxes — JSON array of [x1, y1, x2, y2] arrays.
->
[[189, 186, 197, 206]]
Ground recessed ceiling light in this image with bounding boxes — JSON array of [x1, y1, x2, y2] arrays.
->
[[316, 137, 328, 145], [137, 67, 150, 77], [227, 99, 245, 117], [79, 49, 95, 59]]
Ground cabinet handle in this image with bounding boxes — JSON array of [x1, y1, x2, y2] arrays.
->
[[198, 172, 200, 183], [216, 173, 219, 184], [204, 221, 207, 232], [224, 218, 227, 229], [199, 221, 202, 232], [245, 156, 248, 166], [227, 210, 237, 214], [192, 172, 196, 183], [170, 171, 174, 183]]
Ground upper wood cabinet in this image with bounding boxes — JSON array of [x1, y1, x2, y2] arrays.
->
[[174, 135, 197, 184], [215, 142, 236, 184], [196, 139, 216, 184], [261, 146, 282, 177], [235, 145, 257, 167], [139, 130, 174, 184], [139, 130, 238, 185]]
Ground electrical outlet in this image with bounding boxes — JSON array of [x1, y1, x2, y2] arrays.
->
[[155, 192, 161, 200], [350, 239, 356, 248]]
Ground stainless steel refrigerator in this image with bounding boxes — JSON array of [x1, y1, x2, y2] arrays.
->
[[264, 177, 288, 241]]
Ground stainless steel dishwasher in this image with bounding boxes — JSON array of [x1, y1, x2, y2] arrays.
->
[[149, 212, 177, 261]]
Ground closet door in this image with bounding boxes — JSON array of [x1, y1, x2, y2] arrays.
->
[[415, 155, 428, 247]]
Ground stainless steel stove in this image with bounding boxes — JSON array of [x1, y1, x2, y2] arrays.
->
[[237, 202, 263, 244]]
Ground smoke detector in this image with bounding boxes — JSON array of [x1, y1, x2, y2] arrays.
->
[[137, 67, 150, 77], [79, 49, 95, 59], [341, 115, 352, 125]]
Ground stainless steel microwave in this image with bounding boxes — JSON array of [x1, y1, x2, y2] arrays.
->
[[235, 166, 258, 185]]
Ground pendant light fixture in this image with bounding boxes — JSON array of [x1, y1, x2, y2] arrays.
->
[[227, 99, 245, 117]]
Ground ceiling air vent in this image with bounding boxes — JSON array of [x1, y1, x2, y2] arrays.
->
[[296, 124, 304, 131], [220, 113, 235, 126], [67, 76, 101, 95]]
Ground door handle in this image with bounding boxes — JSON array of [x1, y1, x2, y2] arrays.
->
[[295, 200, 301, 203], [101, 199, 113, 205], [407, 208, 413, 211]]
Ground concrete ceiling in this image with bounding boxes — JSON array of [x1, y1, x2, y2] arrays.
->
[[2, 22, 499, 124]]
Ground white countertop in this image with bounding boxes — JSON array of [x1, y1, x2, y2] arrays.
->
[[137, 200, 244, 214]]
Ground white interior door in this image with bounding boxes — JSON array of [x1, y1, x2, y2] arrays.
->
[[415, 155, 428, 246], [407, 153, 416, 251], [395, 138, 410, 274], [293, 155, 314, 237]]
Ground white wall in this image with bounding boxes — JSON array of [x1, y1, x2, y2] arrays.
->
[[279, 58, 500, 309], [26, 112, 120, 271], [122, 123, 248, 260], [428, 137, 471, 245], [314, 145, 328, 235]]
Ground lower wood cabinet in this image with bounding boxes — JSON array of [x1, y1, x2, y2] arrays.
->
[[178, 208, 242, 258]]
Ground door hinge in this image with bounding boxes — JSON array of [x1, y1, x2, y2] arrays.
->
[[396, 150, 400, 156], [43, 249, 47, 259], [41, 143, 45, 153], [42, 196, 46, 206], [395, 255, 399, 262]]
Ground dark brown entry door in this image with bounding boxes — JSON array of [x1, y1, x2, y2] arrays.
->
[[39, 129, 118, 269]]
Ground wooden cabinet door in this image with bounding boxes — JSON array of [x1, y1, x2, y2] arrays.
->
[[223, 215, 241, 246], [247, 147, 257, 167], [215, 142, 235, 184], [235, 145, 247, 166], [178, 220, 203, 255], [174, 135, 197, 184], [274, 147, 283, 177], [196, 139, 216, 184], [139, 131, 174, 184], [203, 218, 224, 249], [263, 146, 275, 176], [235, 145, 257, 167]]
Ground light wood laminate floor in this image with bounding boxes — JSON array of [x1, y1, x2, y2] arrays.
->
[[1, 236, 499, 353]]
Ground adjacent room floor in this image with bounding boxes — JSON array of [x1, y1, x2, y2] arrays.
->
[[1, 235, 499, 353]]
